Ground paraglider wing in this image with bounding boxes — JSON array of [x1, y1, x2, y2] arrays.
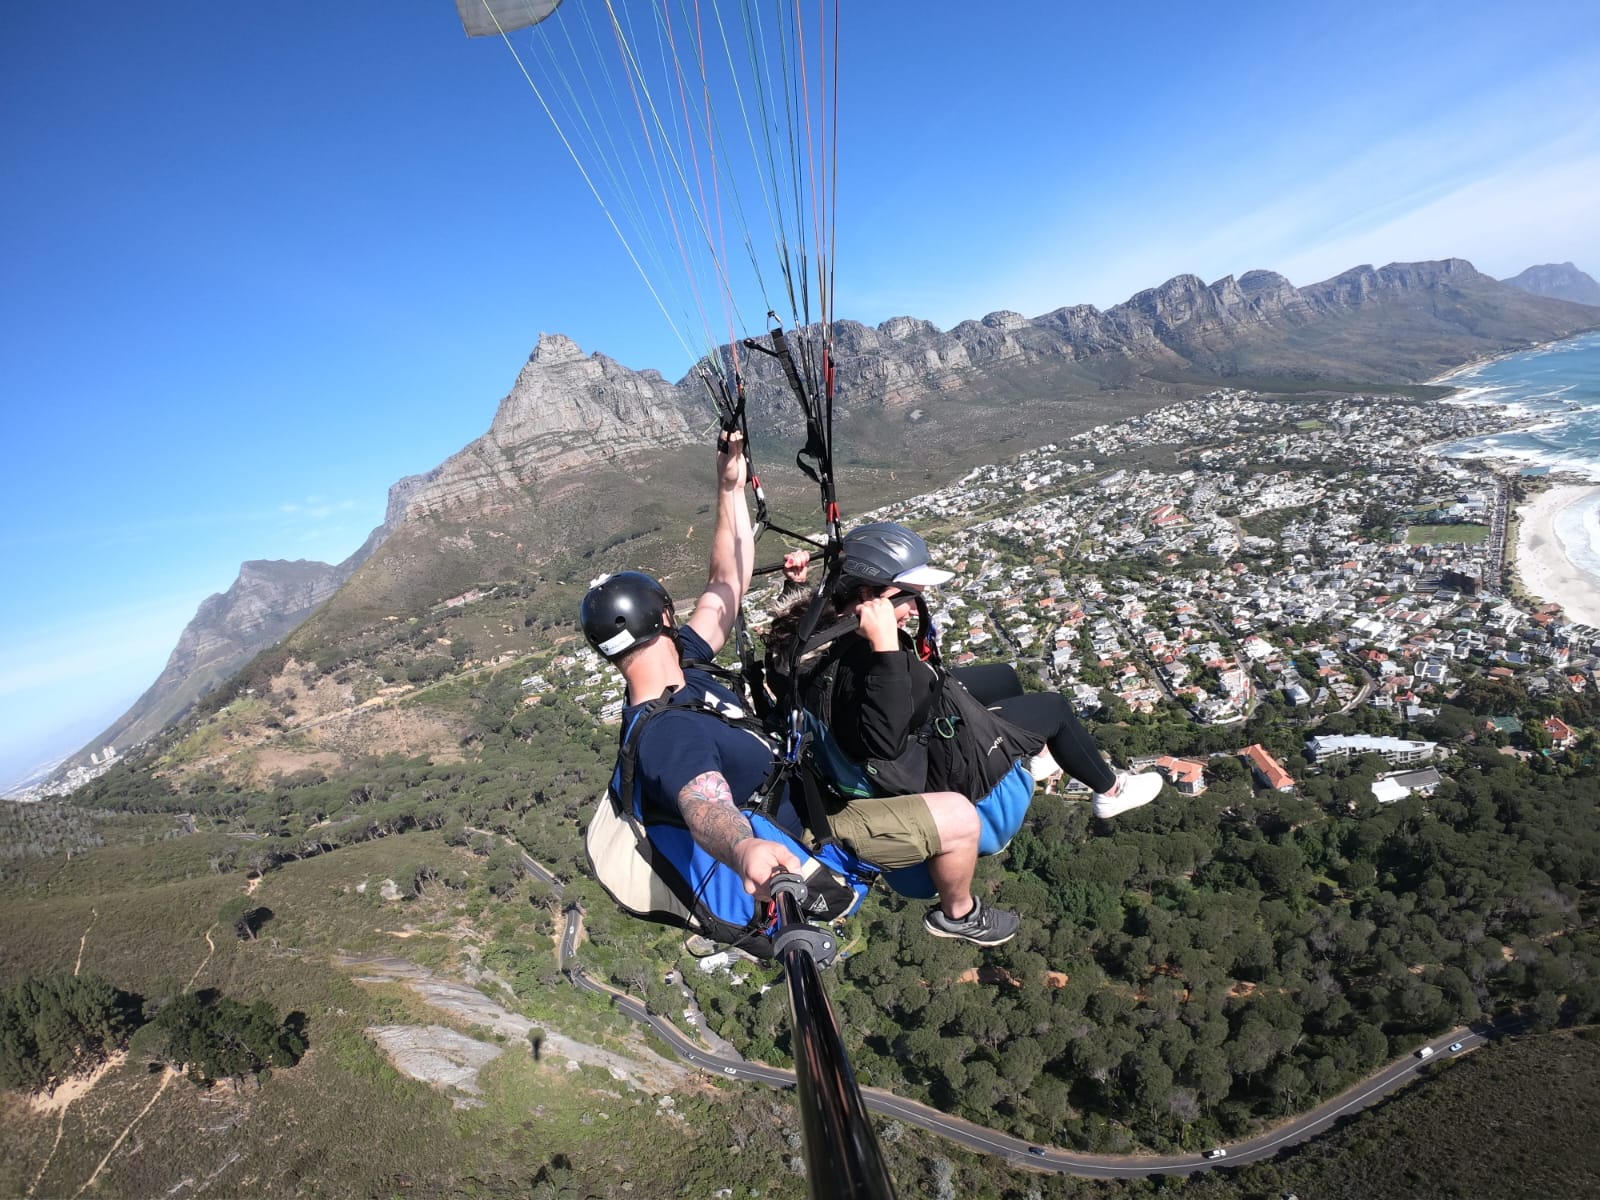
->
[[455, 0, 563, 38]]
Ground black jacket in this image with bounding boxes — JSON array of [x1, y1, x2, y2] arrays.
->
[[803, 632, 1042, 799]]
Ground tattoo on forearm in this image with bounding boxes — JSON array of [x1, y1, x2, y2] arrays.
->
[[679, 771, 752, 863]]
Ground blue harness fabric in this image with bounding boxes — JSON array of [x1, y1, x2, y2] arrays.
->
[[599, 691, 875, 956]]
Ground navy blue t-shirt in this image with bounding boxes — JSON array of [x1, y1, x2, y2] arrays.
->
[[626, 627, 795, 833]]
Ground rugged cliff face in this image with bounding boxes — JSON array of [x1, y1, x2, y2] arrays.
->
[[263, 256, 1600, 628], [397, 333, 703, 519], [75, 545, 383, 767], [725, 258, 1600, 424], [1502, 262, 1600, 307]]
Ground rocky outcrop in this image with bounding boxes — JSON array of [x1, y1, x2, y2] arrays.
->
[[389, 260, 1600, 522], [1502, 262, 1600, 307], [397, 333, 702, 519]]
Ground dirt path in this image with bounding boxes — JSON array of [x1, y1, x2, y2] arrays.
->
[[73, 908, 97, 976], [70, 1068, 176, 1199], [186, 924, 217, 990], [26, 921, 216, 1197], [30, 908, 106, 1196], [26, 1110, 69, 1199], [25, 1051, 132, 1197]]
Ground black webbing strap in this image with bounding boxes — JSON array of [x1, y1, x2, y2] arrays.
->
[[637, 682, 840, 852], [791, 751, 844, 850], [794, 592, 938, 662], [742, 323, 832, 498], [799, 613, 859, 659], [618, 683, 788, 828]]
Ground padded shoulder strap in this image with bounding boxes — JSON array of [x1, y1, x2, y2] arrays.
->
[[613, 687, 780, 822], [614, 696, 673, 819]]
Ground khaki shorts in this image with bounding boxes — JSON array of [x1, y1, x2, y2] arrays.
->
[[824, 793, 941, 869]]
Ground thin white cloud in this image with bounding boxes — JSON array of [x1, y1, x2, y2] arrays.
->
[[981, 57, 1600, 316], [0, 496, 374, 553], [0, 593, 203, 699], [279, 496, 358, 521], [1272, 154, 1600, 287]]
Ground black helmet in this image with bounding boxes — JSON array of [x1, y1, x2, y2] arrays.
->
[[837, 522, 955, 592], [580, 571, 676, 660]]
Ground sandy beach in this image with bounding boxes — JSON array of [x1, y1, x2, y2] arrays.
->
[[1513, 484, 1600, 627]]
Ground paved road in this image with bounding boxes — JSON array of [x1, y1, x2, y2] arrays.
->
[[468, 825, 564, 892], [554, 898, 1488, 1178]]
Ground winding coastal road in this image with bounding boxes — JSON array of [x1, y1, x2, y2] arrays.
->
[[554, 897, 1486, 1178]]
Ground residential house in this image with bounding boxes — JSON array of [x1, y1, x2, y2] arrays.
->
[[1154, 755, 1208, 795], [1544, 716, 1577, 749], [1242, 743, 1295, 792]]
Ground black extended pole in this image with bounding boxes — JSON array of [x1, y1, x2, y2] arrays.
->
[[769, 875, 897, 1200]]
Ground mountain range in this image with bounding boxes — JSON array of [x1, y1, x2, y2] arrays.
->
[[50, 256, 1600, 786]]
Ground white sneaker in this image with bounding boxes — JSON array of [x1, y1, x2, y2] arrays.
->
[[1092, 771, 1162, 819]]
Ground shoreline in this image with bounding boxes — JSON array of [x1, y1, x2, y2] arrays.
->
[[1428, 328, 1600, 388], [1511, 484, 1600, 628], [1427, 345, 1531, 388]]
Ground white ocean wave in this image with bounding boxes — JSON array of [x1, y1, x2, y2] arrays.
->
[[1455, 442, 1600, 481], [1440, 332, 1600, 479], [1555, 491, 1600, 580], [1442, 382, 1515, 406], [1517, 383, 1577, 406]]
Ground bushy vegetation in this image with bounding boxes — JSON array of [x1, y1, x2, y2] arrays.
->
[[760, 746, 1600, 1152], [0, 969, 304, 1095], [151, 989, 305, 1088], [0, 972, 141, 1091], [1186, 1031, 1600, 1200]]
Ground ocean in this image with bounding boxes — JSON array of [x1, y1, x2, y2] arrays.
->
[[1439, 330, 1600, 589]]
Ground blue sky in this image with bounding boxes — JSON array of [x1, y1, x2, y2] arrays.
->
[[3, 1, 1598, 791]]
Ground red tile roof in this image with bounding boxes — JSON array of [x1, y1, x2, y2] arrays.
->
[[1242, 743, 1294, 790]]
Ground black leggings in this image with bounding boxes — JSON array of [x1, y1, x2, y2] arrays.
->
[[949, 665, 1118, 794]]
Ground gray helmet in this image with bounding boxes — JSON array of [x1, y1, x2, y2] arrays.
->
[[837, 522, 955, 592], [580, 571, 676, 660]]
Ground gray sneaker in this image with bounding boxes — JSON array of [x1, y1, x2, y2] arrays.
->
[[923, 898, 1021, 946]]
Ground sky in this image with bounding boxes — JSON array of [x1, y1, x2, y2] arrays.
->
[[3, 0, 1598, 792]]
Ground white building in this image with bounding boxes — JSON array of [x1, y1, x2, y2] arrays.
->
[[1307, 734, 1438, 766]]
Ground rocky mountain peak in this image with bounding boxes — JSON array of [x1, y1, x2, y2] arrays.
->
[[71, 553, 379, 771], [385, 469, 441, 528], [981, 310, 1029, 330], [1502, 262, 1600, 307], [1236, 270, 1296, 299], [879, 315, 941, 341], [530, 332, 586, 364], [397, 333, 699, 520]]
